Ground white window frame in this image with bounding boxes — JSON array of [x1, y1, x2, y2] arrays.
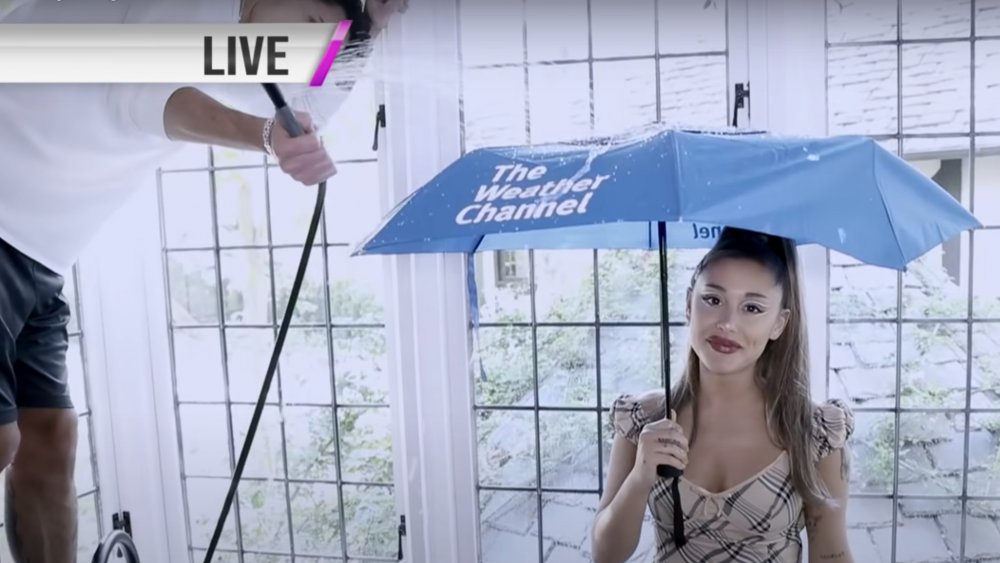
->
[[75, 183, 186, 561], [73, 1, 833, 561]]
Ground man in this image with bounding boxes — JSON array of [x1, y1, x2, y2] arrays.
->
[[0, 0, 406, 560]]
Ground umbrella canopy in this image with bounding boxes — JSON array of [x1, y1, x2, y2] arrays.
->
[[354, 127, 980, 269]]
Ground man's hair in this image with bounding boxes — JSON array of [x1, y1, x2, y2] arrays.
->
[[321, 0, 372, 39]]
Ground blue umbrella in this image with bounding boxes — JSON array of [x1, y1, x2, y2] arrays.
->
[[354, 125, 980, 402], [352, 127, 981, 536], [355, 127, 979, 269]]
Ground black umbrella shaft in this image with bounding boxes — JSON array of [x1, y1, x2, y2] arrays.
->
[[658, 221, 672, 411]]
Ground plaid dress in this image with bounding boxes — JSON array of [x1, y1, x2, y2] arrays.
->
[[609, 393, 854, 563]]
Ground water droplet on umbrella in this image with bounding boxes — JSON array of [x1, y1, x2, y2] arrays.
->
[[807, 154, 820, 162]]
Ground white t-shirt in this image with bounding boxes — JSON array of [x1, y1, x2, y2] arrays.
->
[[0, 0, 318, 274]]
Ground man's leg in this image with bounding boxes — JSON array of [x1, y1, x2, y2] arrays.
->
[[2, 240, 78, 562], [5, 409, 78, 562]]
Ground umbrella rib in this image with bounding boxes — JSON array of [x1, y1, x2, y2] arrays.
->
[[870, 142, 907, 267]]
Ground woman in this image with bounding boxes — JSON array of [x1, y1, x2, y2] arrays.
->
[[592, 227, 855, 563]]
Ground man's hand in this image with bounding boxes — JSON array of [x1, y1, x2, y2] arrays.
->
[[270, 111, 337, 186], [366, 0, 408, 33]]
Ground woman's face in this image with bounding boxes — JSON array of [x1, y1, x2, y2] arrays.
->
[[244, 0, 347, 23], [687, 257, 790, 377]]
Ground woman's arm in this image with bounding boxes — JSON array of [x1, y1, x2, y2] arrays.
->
[[591, 435, 653, 563], [804, 448, 854, 563]]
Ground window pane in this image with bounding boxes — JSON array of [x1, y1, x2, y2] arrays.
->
[[902, 0, 971, 39], [173, 328, 226, 403], [537, 327, 597, 408], [186, 477, 239, 550], [279, 328, 332, 405], [972, 323, 1000, 408], [961, 501, 1000, 560], [658, 0, 727, 54], [593, 59, 657, 133], [527, 63, 591, 144], [284, 406, 338, 481], [76, 493, 102, 563], [167, 250, 220, 325], [973, 229, 1000, 317], [327, 249, 384, 325], [534, 250, 595, 323], [902, 41, 971, 134], [975, 40, 1000, 133], [75, 415, 95, 492], [826, 0, 898, 43], [179, 404, 232, 478], [323, 162, 382, 245], [273, 246, 325, 325], [231, 405, 286, 481], [478, 409, 537, 488], [332, 327, 388, 405], [337, 407, 393, 483], [343, 484, 396, 558], [540, 493, 601, 562], [160, 171, 214, 249], [289, 482, 342, 556], [829, 323, 898, 408], [221, 249, 274, 325], [225, 328, 281, 404], [477, 326, 534, 407], [67, 335, 88, 414], [463, 66, 527, 150], [659, 55, 728, 127], [973, 137, 1000, 226], [215, 167, 268, 247], [967, 415, 1000, 496], [479, 490, 540, 563], [827, 45, 899, 135], [589, 0, 654, 59], [829, 252, 898, 321], [525, 0, 589, 62], [883, 499, 963, 561], [238, 479, 291, 553], [539, 411, 598, 489], [458, 0, 524, 67], [268, 168, 327, 247], [979, 1, 1000, 36]]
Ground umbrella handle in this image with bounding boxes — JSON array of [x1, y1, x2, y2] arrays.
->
[[655, 220, 683, 482], [657, 464, 683, 478]]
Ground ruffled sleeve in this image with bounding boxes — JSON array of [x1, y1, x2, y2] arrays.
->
[[609, 390, 663, 444], [811, 398, 855, 463]]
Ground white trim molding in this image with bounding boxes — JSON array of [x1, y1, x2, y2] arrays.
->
[[377, 2, 480, 561]]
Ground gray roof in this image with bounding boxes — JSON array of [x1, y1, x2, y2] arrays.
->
[[826, 0, 1000, 156]]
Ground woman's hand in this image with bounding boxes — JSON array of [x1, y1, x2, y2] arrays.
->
[[632, 410, 688, 487]]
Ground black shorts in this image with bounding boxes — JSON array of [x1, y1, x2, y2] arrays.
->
[[0, 237, 74, 425]]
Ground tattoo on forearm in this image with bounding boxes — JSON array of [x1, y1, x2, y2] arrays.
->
[[820, 551, 845, 560], [804, 513, 821, 540]]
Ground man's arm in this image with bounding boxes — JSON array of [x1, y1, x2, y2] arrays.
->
[[160, 85, 336, 186], [163, 86, 266, 151], [804, 448, 854, 563]]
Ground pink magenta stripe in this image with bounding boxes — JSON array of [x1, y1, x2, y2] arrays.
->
[[309, 20, 352, 86]]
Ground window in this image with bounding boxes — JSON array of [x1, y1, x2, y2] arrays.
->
[[826, 1, 1000, 560], [457, 0, 740, 560], [495, 250, 529, 285], [157, 78, 396, 561]]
